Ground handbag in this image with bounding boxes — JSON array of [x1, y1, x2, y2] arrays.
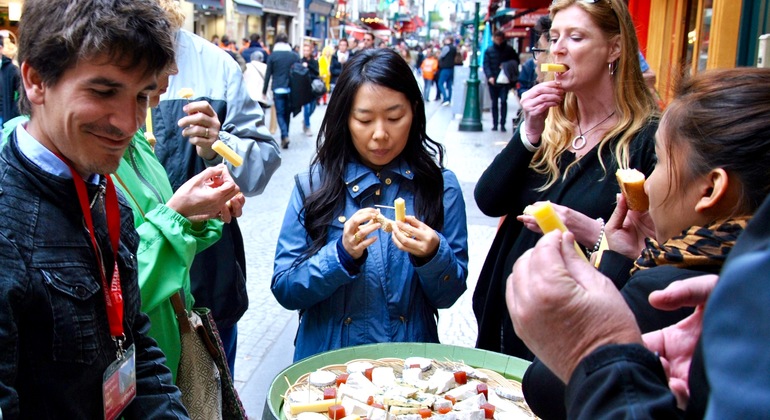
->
[[496, 69, 510, 85], [311, 77, 327, 98], [171, 292, 247, 420]]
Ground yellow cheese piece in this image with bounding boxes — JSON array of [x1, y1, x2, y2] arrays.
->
[[529, 201, 587, 260], [212, 140, 243, 167], [394, 197, 406, 222], [540, 63, 568, 73], [145, 132, 157, 150], [289, 398, 338, 415], [178, 87, 195, 99], [340, 416, 361, 420]]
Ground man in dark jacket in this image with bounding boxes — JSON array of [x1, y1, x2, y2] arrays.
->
[[0, 35, 19, 126], [483, 31, 518, 132], [242, 32, 268, 63], [0, 0, 187, 418], [437, 35, 456, 106], [263, 32, 300, 149]]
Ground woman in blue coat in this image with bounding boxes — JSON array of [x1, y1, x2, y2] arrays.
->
[[272, 49, 469, 362]]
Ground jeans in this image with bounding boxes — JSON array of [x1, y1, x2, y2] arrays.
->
[[218, 323, 238, 376], [274, 92, 291, 139], [488, 84, 510, 128], [423, 78, 433, 101], [438, 68, 454, 102], [303, 99, 316, 128]]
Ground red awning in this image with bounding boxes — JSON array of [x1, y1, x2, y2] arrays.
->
[[363, 21, 390, 31], [399, 16, 425, 33], [508, 0, 550, 8], [513, 8, 549, 26]]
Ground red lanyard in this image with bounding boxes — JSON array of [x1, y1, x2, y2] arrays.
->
[[64, 163, 124, 340]]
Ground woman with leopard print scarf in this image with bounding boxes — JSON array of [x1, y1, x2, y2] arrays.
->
[[523, 68, 770, 420]]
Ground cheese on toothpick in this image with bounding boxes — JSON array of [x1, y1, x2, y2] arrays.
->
[[394, 198, 406, 222], [178, 87, 195, 99], [211, 140, 243, 167]]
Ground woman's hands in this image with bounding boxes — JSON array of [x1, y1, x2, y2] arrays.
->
[[392, 215, 440, 261], [519, 81, 565, 144], [178, 100, 222, 161], [166, 164, 243, 223], [342, 210, 440, 262], [343, 208, 381, 259], [517, 201, 602, 248], [606, 193, 656, 259]]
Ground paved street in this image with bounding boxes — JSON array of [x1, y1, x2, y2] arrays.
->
[[231, 90, 516, 417]]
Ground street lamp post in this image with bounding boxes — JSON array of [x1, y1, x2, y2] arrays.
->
[[458, 1, 482, 132]]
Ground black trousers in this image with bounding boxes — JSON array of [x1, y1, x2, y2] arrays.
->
[[488, 83, 510, 128]]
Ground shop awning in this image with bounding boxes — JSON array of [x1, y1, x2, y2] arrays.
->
[[362, 21, 390, 31], [397, 16, 425, 33], [491, 8, 517, 21], [307, 0, 334, 16], [233, 0, 263, 16], [184, 0, 222, 8]]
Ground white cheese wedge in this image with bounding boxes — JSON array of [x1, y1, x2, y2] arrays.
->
[[372, 367, 396, 387], [434, 413, 458, 420], [383, 396, 423, 408], [455, 409, 485, 420], [338, 383, 373, 405], [445, 383, 479, 401], [340, 416, 361, 420], [341, 396, 372, 417], [453, 393, 487, 412], [308, 370, 337, 387], [492, 386, 523, 403], [396, 414, 422, 420], [347, 361, 374, 374], [369, 406, 388, 420], [426, 370, 457, 394], [458, 366, 489, 382], [345, 371, 379, 395], [433, 399, 453, 412]]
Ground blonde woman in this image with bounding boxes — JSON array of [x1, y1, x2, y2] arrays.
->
[[473, 0, 659, 360], [318, 44, 334, 105]]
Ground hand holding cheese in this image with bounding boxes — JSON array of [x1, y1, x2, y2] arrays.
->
[[166, 164, 241, 223], [524, 201, 587, 260], [177, 93, 222, 161]]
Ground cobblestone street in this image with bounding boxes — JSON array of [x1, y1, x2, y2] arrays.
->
[[231, 94, 515, 417]]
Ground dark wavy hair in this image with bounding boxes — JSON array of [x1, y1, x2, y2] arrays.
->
[[301, 48, 445, 259]]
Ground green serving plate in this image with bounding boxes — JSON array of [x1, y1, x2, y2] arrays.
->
[[262, 342, 531, 420]]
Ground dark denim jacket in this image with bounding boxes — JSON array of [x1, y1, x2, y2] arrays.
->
[[0, 134, 188, 419]]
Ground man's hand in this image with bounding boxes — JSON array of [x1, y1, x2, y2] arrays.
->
[[642, 274, 717, 409], [507, 230, 643, 382], [166, 164, 241, 223], [178, 100, 222, 160]]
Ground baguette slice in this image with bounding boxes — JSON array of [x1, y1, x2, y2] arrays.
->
[[616, 168, 649, 211]]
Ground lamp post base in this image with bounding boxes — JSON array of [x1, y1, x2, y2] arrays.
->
[[459, 78, 482, 132]]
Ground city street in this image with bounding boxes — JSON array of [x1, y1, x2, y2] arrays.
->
[[230, 91, 516, 417]]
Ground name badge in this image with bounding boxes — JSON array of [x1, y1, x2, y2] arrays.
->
[[102, 344, 136, 420]]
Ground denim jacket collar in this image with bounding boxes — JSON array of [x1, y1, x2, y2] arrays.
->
[[343, 157, 414, 200]]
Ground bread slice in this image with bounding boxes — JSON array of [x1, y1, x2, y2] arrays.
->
[[616, 168, 648, 211]]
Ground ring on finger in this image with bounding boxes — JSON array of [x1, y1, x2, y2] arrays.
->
[[354, 232, 361, 243], [205, 127, 209, 138]]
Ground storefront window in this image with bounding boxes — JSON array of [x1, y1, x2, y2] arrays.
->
[[683, 0, 713, 75]]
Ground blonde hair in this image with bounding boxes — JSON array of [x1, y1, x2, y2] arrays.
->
[[532, 0, 658, 190], [156, 0, 186, 30]]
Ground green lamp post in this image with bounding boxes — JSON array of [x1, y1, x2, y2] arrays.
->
[[459, 1, 482, 132]]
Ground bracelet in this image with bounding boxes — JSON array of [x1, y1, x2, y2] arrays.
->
[[589, 217, 605, 255]]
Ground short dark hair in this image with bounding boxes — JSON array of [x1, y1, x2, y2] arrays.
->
[[534, 15, 552, 41], [276, 32, 288, 44], [249, 33, 260, 43], [17, 0, 175, 115], [494, 30, 505, 38]]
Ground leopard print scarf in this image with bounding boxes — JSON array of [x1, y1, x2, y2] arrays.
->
[[633, 217, 751, 273]]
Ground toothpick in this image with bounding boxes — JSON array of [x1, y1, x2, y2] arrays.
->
[[374, 204, 396, 209]]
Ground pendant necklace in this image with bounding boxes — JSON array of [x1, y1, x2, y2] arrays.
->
[[572, 111, 616, 150]]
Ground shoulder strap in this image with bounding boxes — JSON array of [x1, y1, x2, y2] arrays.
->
[[294, 173, 308, 203]]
